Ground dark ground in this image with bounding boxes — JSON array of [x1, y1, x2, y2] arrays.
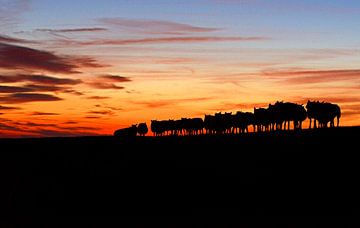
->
[[1, 127, 360, 227]]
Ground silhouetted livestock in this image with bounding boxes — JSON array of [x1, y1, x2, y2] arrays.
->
[[151, 118, 204, 136], [114, 125, 137, 138], [306, 101, 341, 128], [137, 123, 148, 136], [204, 112, 234, 134], [268, 102, 307, 130], [254, 107, 271, 132], [232, 111, 254, 134], [184, 118, 204, 135], [151, 120, 165, 136], [122, 100, 341, 137]]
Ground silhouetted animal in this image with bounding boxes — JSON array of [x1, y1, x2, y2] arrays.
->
[[232, 111, 254, 134], [133, 100, 340, 137], [254, 108, 270, 132], [204, 114, 216, 134], [151, 120, 166, 136], [137, 123, 148, 136], [114, 125, 137, 138], [306, 101, 341, 128], [269, 102, 307, 130]]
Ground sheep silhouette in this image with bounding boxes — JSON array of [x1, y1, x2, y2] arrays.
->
[[137, 123, 148, 136], [306, 100, 341, 128], [115, 100, 342, 137], [114, 124, 137, 138], [268, 102, 307, 131]]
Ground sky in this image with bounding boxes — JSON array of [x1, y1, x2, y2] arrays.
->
[[0, 0, 360, 137]]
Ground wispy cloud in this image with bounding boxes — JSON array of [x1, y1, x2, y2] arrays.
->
[[262, 69, 360, 84], [87, 82, 124, 90], [132, 97, 213, 108], [68, 36, 267, 46], [98, 74, 132, 82], [0, 74, 82, 85], [85, 116, 102, 119], [0, 34, 34, 44], [99, 18, 220, 35], [0, 74, 85, 96], [94, 104, 123, 111], [88, 110, 114, 115], [0, 85, 32, 93], [62, 89, 84, 96], [0, 105, 21, 110], [22, 84, 66, 92], [0, 117, 101, 137], [216, 101, 272, 111], [63, 121, 78, 124], [30, 112, 59, 116], [0, 93, 62, 104], [35, 27, 107, 33], [87, 74, 131, 90], [87, 96, 110, 100], [0, 42, 105, 73]]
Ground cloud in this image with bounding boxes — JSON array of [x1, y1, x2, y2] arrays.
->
[[94, 104, 123, 111], [87, 96, 110, 100], [0, 117, 101, 137], [65, 126, 100, 131], [28, 129, 100, 137], [0, 74, 81, 85], [0, 43, 105, 73], [74, 57, 109, 68], [0, 122, 21, 131], [132, 97, 213, 108], [85, 116, 102, 119], [21, 74, 81, 85], [307, 97, 360, 103], [0, 34, 34, 44], [88, 82, 124, 90], [62, 89, 84, 96], [0, 84, 65, 93], [99, 18, 219, 35], [98, 74, 132, 82], [87, 74, 131, 90], [88, 110, 114, 115], [342, 110, 360, 117], [30, 112, 60, 116], [63, 121, 78, 124], [0, 93, 62, 104], [0, 105, 21, 110], [0, 85, 32, 93], [0, 75, 85, 96], [217, 102, 272, 111], [262, 69, 360, 84], [341, 104, 360, 111], [35, 27, 107, 33], [0, 42, 78, 73], [0, 121, 100, 137], [22, 84, 65, 92], [73, 36, 267, 46]]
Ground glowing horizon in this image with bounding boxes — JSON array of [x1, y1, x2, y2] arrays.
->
[[1, 0, 360, 137]]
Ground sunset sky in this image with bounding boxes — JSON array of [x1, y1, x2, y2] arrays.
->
[[1, 0, 360, 137]]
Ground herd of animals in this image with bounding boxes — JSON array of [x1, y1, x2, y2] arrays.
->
[[113, 100, 341, 137]]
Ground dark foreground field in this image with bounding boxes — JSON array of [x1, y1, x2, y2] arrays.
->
[[1, 127, 360, 227]]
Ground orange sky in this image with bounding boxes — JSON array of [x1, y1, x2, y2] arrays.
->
[[1, 0, 360, 137]]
